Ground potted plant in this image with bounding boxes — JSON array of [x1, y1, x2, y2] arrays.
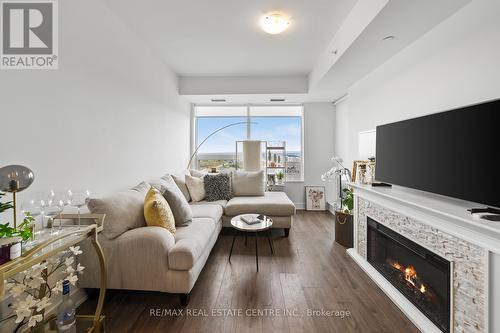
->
[[335, 187, 353, 247], [321, 156, 354, 248], [276, 170, 284, 185], [0, 192, 34, 265]]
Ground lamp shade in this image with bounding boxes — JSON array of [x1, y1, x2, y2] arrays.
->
[[0, 165, 35, 192], [243, 141, 262, 171]]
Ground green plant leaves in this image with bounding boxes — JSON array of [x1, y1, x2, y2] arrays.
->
[[341, 188, 354, 214]]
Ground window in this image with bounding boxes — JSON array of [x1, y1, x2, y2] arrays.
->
[[194, 105, 304, 181]]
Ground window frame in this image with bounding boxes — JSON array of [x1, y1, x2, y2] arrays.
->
[[193, 104, 305, 182]]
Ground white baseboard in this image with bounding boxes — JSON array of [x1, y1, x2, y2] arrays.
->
[[326, 201, 337, 214]]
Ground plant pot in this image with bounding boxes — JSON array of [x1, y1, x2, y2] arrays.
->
[[334, 211, 353, 248], [0, 236, 22, 265]]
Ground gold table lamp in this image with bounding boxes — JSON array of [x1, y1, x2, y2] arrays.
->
[[0, 165, 35, 229]]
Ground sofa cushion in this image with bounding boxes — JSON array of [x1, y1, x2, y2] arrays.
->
[[172, 170, 191, 202], [144, 187, 176, 234], [204, 173, 232, 201], [185, 175, 206, 202], [231, 170, 265, 196], [151, 175, 193, 226], [87, 182, 150, 240], [190, 204, 223, 223], [168, 217, 216, 270], [190, 199, 227, 214], [225, 191, 296, 217]]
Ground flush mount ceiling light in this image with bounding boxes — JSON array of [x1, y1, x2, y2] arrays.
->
[[260, 12, 290, 34]]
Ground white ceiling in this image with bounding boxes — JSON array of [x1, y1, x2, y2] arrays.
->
[[104, 0, 471, 103], [103, 0, 357, 76]]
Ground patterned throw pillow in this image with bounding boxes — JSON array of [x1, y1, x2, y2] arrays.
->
[[144, 187, 176, 234], [204, 173, 232, 201]]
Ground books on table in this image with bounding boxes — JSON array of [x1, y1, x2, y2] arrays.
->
[[240, 215, 261, 225]]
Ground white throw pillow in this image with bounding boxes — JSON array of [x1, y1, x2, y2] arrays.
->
[[232, 170, 265, 196], [190, 169, 207, 178], [186, 175, 206, 202]]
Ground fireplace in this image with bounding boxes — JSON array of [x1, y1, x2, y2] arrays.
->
[[367, 217, 451, 333]]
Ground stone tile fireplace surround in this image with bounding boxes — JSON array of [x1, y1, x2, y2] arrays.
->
[[347, 184, 500, 333]]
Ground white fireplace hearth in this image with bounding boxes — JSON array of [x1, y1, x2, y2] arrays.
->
[[347, 183, 500, 333]]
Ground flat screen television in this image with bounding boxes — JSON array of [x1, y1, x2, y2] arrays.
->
[[375, 99, 500, 208]]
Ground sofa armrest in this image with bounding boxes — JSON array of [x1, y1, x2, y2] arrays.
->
[[117, 226, 176, 253], [78, 226, 175, 289]]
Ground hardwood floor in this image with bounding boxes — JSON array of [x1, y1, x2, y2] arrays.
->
[[79, 211, 419, 333]]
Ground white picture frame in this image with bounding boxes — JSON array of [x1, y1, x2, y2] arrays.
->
[[305, 186, 326, 211]]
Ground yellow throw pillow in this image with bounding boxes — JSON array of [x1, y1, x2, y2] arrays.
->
[[144, 187, 176, 234]]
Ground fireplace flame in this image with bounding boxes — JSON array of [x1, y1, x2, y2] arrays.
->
[[420, 284, 426, 293], [404, 265, 417, 286], [388, 260, 428, 295]]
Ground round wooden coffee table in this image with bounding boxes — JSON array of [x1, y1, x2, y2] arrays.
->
[[228, 214, 273, 272]]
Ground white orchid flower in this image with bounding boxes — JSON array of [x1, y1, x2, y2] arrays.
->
[[13, 294, 37, 323], [11, 283, 26, 297], [28, 314, 43, 327], [15, 308, 32, 323], [27, 276, 45, 289], [65, 257, 75, 267], [69, 246, 83, 255], [26, 263, 47, 279], [35, 297, 52, 312], [52, 280, 64, 295], [76, 263, 85, 273], [67, 274, 78, 286]]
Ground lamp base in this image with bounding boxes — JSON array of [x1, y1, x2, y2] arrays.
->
[[12, 191, 17, 229]]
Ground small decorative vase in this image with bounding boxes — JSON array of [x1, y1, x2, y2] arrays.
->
[[0, 236, 22, 265]]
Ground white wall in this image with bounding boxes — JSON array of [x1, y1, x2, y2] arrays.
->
[[335, 0, 500, 168], [0, 0, 191, 203], [334, 1, 500, 330], [285, 102, 335, 209]]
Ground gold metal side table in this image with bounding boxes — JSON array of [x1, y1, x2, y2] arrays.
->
[[0, 214, 107, 333]]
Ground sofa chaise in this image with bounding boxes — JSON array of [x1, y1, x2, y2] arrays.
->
[[78, 171, 295, 305]]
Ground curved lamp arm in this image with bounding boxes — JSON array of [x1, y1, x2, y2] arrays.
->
[[186, 121, 257, 170]]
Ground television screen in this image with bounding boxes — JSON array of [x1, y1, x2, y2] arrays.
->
[[376, 99, 500, 208]]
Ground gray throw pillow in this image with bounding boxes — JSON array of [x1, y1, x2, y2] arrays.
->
[[87, 181, 150, 240], [232, 170, 265, 196], [151, 175, 192, 226], [204, 173, 232, 201], [172, 170, 191, 202]]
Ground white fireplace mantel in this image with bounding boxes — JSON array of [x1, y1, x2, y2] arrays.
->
[[349, 183, 500, 254], [347, 183, 498, 333]]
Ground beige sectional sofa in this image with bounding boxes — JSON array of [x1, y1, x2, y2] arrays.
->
[[79, 172, 295, 305]]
